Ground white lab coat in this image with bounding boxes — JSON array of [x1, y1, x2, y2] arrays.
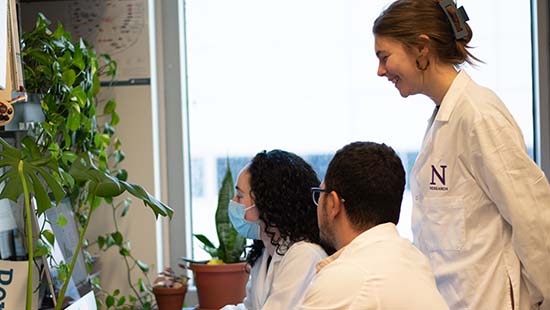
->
[[221, 241, 326, 310], [411, 70, 550, 310], [300, 223, 448, 310]]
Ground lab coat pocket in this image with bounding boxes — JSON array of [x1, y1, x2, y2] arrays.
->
[[420, 197, 465, 252]]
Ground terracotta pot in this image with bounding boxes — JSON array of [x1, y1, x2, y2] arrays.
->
[[153, 284, 188, 310], [190, 262, 249, 310]]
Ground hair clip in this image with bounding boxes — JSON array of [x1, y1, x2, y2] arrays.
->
[[438, 0, 470, 40]]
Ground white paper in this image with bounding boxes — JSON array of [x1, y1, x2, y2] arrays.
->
[[0, 0, 8, 89], [0, 199, 16, 232], [65, 291, 97, 310]]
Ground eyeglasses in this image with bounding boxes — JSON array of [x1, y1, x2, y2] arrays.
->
[[311, 187, 345, 207]]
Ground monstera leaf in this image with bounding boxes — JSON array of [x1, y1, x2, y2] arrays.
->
[[0, 137, 65, 214], [0, 136, 67, 309]]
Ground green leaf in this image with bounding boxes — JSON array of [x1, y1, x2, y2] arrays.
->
[[42, 229, 55, 246], [34, 239, 51, 257], [194, 234, 216, 249], [120, 198, 131, 217], [91, 276, 101, 289], [138, 278, 145, 292], [193, 234, 218, 258], [47, 143, 60, 157], [104, 100, 116, 114], [111, 232, 123, 246], [97, 236, 105, 249], [92, 74, 100, 96], [57, 214, 68, 227], [57, 263, 70, 283], [114, 150, 125, 164], [100, 134, 111, 146], [111, 111, 120, 126], [106, 295, 115, 307], [60, 170, 75, 189], [21, 136, 42, 160], [0, 169, 23, 201], [119, 248, 130, 256], [93, 134, 103, 149], [116, 169, 128, 182], [120, 181, 173, 218], [52, 22, 64, 39], [67, 111, 80, 131], [29, 173, 52, 215], [215, 160, 245, 262], [90, 196, 102, 211], [61, 151, 77, 166], [0, 138, 22, 160], [71, 86, 87, 108], [136, 260, 149, 273], [73, 49, 85, 70], [91, 170, 123, 197], [35, 166, 65, 204], [117, 296, 126, 307], [62, 69, 76, 85], [27, 50, 51, 66], [106, 235, 116, 247]]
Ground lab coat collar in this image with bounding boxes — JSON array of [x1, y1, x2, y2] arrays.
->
[[435, 69, 472, 123], [344, 223, 400, 253], [258, 241, 293, 304], [316, 223, 399, 271]]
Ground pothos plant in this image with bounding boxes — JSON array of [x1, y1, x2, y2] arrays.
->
[[0, 13, 172, 310]]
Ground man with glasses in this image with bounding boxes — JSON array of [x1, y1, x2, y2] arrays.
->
[[300, 141, 447, 309]]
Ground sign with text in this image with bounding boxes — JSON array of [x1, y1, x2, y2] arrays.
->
[[0, 260, 27, 310]]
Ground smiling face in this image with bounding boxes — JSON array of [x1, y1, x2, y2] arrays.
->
[[375, 35, 424, 98]]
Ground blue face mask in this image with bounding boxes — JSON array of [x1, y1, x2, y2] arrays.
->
[[228, 200, 261, 240]]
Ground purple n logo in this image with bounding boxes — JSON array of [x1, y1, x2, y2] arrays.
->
[[430, 165, 447, 185]]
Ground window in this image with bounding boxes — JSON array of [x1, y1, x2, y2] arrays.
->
[[183, 0, 533, 260]]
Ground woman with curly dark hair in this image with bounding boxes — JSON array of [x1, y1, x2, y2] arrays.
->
[[222, 149, 330, 310]]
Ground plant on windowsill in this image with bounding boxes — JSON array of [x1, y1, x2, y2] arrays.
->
[[192, 160, 246, 264], [152, 266, 189, 310], [182, 161, 249, 310], [0, 13, 173, 310]]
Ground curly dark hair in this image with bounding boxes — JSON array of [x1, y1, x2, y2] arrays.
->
[[245, 150, 328, 266], [324, 141, 405, 230]]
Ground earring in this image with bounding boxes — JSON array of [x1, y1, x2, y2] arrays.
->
[[416, 57, 430, 71]]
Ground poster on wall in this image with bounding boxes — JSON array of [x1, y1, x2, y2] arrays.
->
[[20, 0, 150, 83]]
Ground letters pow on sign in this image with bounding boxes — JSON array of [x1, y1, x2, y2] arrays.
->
[[0, 260, 28, 309]]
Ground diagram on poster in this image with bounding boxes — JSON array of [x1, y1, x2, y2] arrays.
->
[[69, 0, 145, 55], [21, 0, 150, 82]]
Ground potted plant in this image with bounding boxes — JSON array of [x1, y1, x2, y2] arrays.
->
[[185, 161, 249, 310], [0, 13, 173, 310], [152, 266, 189, 310]]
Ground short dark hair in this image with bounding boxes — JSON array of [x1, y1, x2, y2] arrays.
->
[[324, 142, 405, 229]]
